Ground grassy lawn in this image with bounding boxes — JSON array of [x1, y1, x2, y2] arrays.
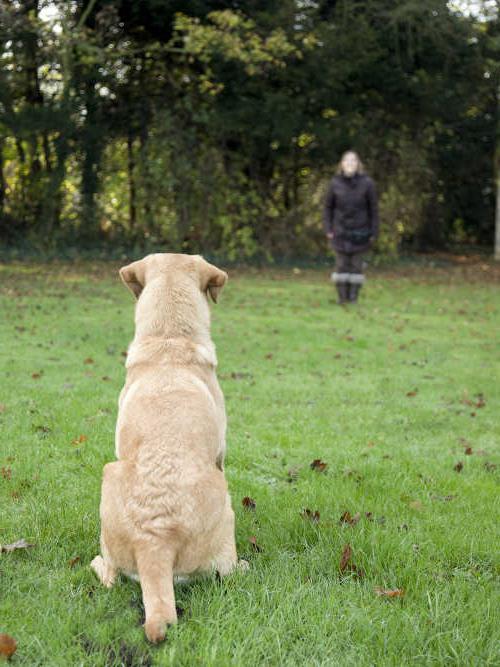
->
[[0, 259, 499, 666]]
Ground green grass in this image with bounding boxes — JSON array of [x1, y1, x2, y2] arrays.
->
[[0, 260, 499, 666]]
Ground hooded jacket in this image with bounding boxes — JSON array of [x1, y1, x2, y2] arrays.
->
[[323, 173, 379, 253]]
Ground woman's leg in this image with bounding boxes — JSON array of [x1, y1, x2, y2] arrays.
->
[[331, 252, 350, 304], [348, 253, 365, 302]]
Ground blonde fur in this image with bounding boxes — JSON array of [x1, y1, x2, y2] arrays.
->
[[91, 253, 242, 643]]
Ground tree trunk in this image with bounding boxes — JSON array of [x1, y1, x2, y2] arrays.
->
[[0, 138, 5, 219], [495, 163, 500, 260], [127, 133, 137, 233], [81, 79, 103, 239]]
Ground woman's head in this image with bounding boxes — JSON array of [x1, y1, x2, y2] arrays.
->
[[337, 151, 364, 177]]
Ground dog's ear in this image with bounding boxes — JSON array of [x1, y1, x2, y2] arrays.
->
[[119, 259, 147, 299], [198, 258, 228, 304]]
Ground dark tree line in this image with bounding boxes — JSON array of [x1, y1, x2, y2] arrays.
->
[[0, 0, 498, 259]]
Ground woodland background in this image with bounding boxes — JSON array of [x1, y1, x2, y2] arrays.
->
[[0, 0, 499, 260]]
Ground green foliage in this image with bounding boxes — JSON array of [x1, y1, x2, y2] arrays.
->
[[0, 1, 497, 257]]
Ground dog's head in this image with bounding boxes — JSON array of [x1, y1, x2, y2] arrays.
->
[[119, 254, 228, 304]]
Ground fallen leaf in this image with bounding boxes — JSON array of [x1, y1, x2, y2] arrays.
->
[[339, 543, 364, 578], [409, 500, 423, 510], [72, 434, 88, 445], [454, 461, 464, 473], [431, 494, 456, 502], [69, 556, 81, 568], [265, 353, 273, 360], [248, 536, 262, 552], [0, 634, 17, 659], [83, 357, 94, 364], [1, 467, 12, 480], [406, 390, 418, 397], [0, 538, 34, 553], [339, 511, 361, 526], [339, 543, 352, 572], [375, 587, 405, 598], [242, 496, 256, 510], [31, 372, 42, 380], [475, 393, 486, 408], [464, 446, 473, 455], [101, 376, 111, 382], [310, 459, 328, 473], [300, 508, 320, 522]]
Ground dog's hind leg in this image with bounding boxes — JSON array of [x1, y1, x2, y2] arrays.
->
[[136, 542, 177, 643], [91, 461, 132, 587]]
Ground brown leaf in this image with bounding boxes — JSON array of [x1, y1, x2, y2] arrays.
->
[[72, 434, 88, 445], [475, 393, 486, 408], [339, 543, 353, 572], [0, 634, 17, 659], [101, 376, 111, 382], [248, 536, 263, 552], [1, 467, 12, 480], [464, 446, 473, 456], [339, 511, 361, 526], [406, 390, 418, 397], [0, 538, 34, 553], [84, 357, 94, 364], [454, 461, 464, 473], [31, 372, 42, 380], [242, 496, 256, 510], [339, 543, 364, 578], [301, 508, 320, 522], [69, 556, 81, 568], [310, 459, 328, 473], [375, 587, 405, 598]]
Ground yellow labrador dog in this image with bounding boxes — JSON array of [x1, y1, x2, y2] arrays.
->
[[91, 253, 241, 643]]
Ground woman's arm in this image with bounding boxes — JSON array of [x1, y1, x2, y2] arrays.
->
[[367, 178, 379, 240], [323, 180, 336, 237]]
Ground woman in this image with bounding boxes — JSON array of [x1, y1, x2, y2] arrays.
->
[[323, 151, 379, 304]]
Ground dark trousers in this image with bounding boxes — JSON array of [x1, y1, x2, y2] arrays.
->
[[331, 252, 365, 284]]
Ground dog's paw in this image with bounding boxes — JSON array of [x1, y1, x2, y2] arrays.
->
[[90, 555, 115, 588], [144, 620, 167, 644], [144, 613, 177, 644], [237, 559, 250, 572]]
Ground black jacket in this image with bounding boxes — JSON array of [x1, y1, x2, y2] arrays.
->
[[323, 174, 379, 253]]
